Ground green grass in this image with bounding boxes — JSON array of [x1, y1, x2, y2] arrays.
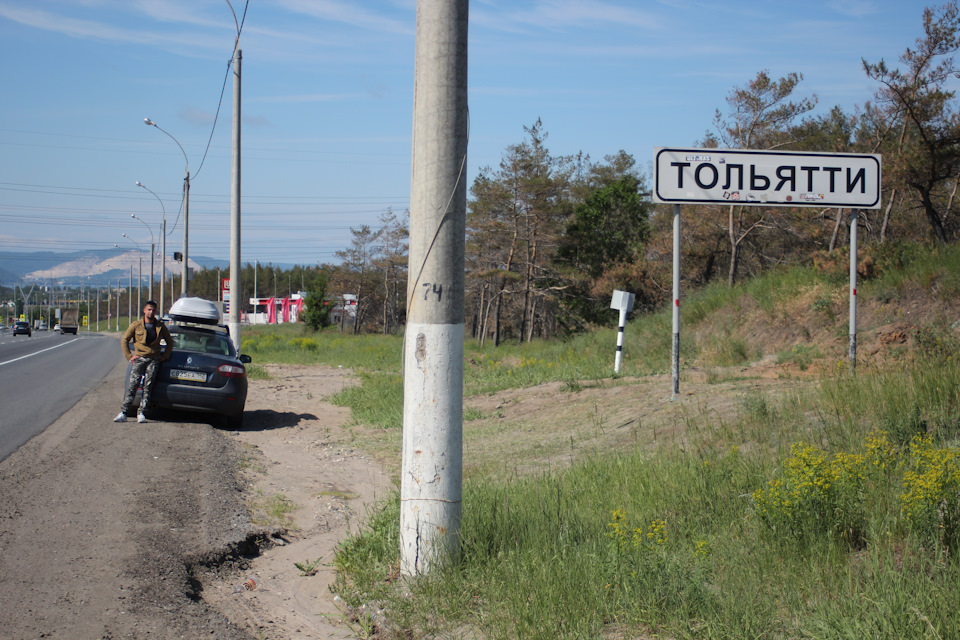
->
[[248, 243, 960, 435], [249, 491, 298, 528], [776, 343, 822, 370], [322, 243, 960, 639], [242, 323, 402, 370], [334, 352, 960, 639]]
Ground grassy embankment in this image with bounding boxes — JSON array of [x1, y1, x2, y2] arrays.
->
[[243, 243, 960, 639]]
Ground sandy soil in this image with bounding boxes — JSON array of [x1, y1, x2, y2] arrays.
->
[[206, 364, 393, 640], [0, 361, 391, 640]]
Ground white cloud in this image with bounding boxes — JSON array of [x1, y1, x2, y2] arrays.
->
[[0, 5, 155, 43], [828, 0, 879, 18], [178, 106, 216, 126], [0, 3, 225, 56], [250, 93, 368, 104], [273, 0, 413, 35], [474, 0, 663, 33]]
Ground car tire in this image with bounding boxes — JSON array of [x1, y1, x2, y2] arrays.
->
[[224, 412, 244, 430]]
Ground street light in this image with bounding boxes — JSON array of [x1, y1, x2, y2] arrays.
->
[[130, 215, 156, 304], [136, 181, 168, 316], [115, 240, 142, 313], [144, 117, 190, 297]]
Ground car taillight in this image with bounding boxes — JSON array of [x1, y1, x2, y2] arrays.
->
[[218, 363, 246, 378]]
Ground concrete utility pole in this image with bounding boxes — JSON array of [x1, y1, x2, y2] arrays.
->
[[228, 47, 242, 351], [400, 0, 469, 577]]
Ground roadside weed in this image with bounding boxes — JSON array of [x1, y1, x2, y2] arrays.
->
[[294, 557, 323, 576]]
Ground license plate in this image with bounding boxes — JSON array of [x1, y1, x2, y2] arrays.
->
[[171, 369, 206, 382]]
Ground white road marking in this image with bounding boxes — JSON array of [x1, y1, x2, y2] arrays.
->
[[0, 338, 79, 367]]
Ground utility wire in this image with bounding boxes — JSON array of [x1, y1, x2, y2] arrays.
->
[[193, 0, 249, 181]]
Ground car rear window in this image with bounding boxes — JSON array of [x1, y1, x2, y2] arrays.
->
[[170, 328, 235, 356]]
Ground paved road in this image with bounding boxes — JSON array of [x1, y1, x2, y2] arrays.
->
[[0, 330, 120, 461]]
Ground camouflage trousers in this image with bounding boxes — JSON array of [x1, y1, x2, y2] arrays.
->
[[120, 357, 160, 414]]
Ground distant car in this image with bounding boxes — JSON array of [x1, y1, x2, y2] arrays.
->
[[38, 322, 48, 331], [126, 298, 251, 428], [13, 321, 31, 337], [53, 323, 62, 333]]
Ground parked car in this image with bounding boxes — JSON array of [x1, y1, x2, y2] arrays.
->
[[13, 321, 31, 337], [38, 322, 48, 331], [53, 323, 62, 333], [126, 298, 251, 428]]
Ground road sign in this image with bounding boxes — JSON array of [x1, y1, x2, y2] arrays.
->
[[654, 147, 881, 208], [222, 278, 230, 313]]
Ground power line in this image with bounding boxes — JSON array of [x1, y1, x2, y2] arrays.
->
[[0, 182, 409, 204]]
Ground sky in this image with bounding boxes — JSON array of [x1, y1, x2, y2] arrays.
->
[[0, 0, 930, 273]]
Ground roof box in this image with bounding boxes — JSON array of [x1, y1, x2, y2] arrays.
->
[[168, 297, 221, 325]]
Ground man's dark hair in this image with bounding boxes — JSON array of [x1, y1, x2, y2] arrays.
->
[[144, 301, 158, 308]]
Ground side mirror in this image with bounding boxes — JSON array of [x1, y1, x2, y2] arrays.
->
[[239, 354, 252, 364]]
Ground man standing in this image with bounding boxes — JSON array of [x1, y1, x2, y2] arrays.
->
[[115, 300, 172, 423]]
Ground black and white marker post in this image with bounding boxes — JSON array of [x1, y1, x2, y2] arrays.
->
[[610, 289, 636, 374]]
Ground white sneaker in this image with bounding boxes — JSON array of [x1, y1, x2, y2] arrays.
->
[[137, 413, 147, 424], [114, 412, 127, 423]]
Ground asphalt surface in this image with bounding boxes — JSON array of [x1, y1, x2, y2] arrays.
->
[[0, 352, 256, 639], [0, 329, 119, 461]]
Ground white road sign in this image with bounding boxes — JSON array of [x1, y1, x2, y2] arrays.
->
[[654, 147, 882, 208]]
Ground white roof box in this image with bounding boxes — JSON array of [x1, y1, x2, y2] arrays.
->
[[168, 297, 221, 325]]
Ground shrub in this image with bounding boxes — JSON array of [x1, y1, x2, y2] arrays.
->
[[752, 434, 894, 547], [900, 435, 960, 551]]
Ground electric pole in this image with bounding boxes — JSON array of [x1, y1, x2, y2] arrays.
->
[[400, 0, 469, 577], [228, 47, 242, 351]]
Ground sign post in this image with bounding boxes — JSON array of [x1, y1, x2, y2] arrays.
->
[[849, 210, 859, 372], [671, 203, 681, 397], [610, 290, 635, 374], [654, 147, 882, 388]]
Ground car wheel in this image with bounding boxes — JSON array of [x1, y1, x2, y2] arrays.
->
[[224, 412, 244, 429]]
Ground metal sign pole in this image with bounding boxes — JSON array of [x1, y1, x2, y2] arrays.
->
[[849, 209, 859, 372], [672, 203, 681, 397]]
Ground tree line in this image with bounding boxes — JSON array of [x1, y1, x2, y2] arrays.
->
[[208, 2, 960, 340]]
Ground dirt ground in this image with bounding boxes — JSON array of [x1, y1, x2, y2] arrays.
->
[[206, 364, 393, 640], [0, 361, 391, 640]]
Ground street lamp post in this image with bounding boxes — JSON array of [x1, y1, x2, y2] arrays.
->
[[130, 216, 155, 303], [116, 240, 142, 313], [144, 118, 189, 297], [135, 181, 167, 315]]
